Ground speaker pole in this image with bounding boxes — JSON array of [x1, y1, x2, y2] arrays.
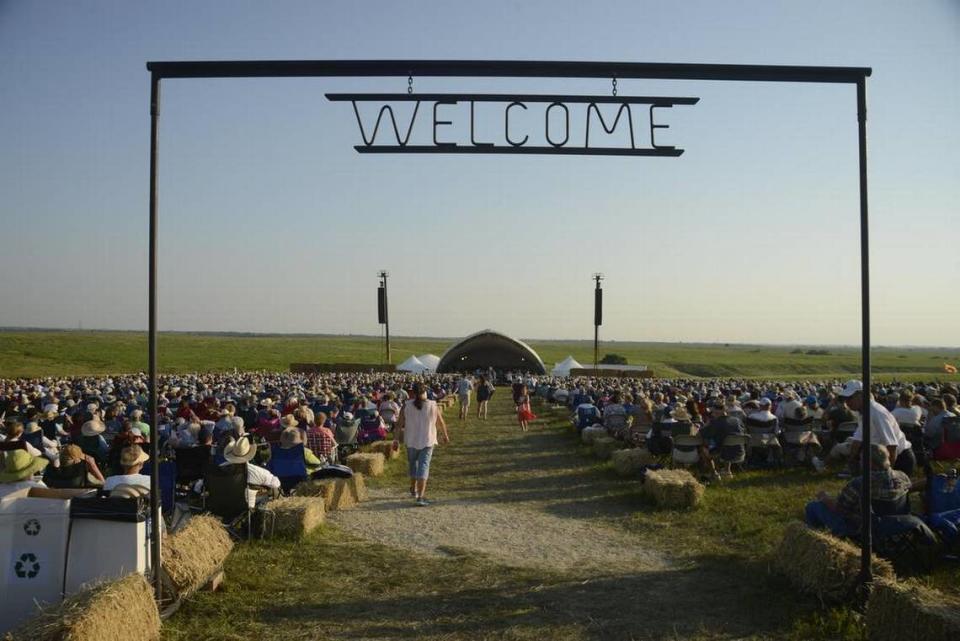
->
[[593, 273, 603, 372], [379, 270, 391, 365]]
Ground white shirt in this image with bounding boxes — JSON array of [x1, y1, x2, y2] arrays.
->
[[851, 399, 912, 456], [456, 379, 473, 396], [0, 479, 47, 499], [403, 399, 439, 450], [892, 406, 922, 426], [103, 473, 151, 492]]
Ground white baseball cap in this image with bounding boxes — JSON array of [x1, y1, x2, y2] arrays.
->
[[838, 380, 863, 398]]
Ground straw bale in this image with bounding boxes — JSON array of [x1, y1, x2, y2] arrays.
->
[[611, 447, 655, 476], [346, 452, 385, 477], [581, 425, 607, 445], [346, 472, 368, 503], [369, 440, 400, 460], [592, 436, 621, 460], [6, 572, 159, 641], [642, 469, 704, 509], [773, 521, 894, 604], [295, 478, 357, 511], [162, 514, 234, 599], [867, 579, 960, 641], [269, 496, 326, 539]]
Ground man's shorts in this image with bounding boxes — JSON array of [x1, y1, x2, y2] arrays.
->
[[458, 393, 470, 406], [407, 446, 434, 480]]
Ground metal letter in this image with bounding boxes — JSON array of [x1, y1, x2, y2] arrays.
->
[[351, 101, 420, 146], [585, 103, 635, 148], [470, 100, 493, 147], [505, 101, 528, 147], [649, 104, 673, 150], [545, 102, 569, 147], [433, 100, 457, 147]]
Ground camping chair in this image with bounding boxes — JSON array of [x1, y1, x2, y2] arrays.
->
[[0, 440, 27, 452], [645, 422, 674, 464], [781, 417, 819, 465], [899, 423, 927, 466], [77, 434, 107, 468], [334, 419, 359, 461], [22, 430, 44, 452], [933, 417, 960, 461], [719, 434, 751, 476], [745, 417, 781, 467], [174, 445, 212, 487], [202, 463, 274, 540], [871, 513, 938, 576], [834, 421, 859, 443], [268, 443, 308, 494], [43, 462, 89, 489], [671, 434, 703, 468], [922, 471, 960, 556], [603, 413, 630, 440]]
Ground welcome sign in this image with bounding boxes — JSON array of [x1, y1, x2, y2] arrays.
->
[[326, 92, 699, 156]]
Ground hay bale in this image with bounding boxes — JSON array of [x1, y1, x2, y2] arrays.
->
[[295, 478, 357, 511], [611, 448, 655, 476], [346, 472, 368, 503], [345, 452, 385, 477], [269, 496, 326, 539], [368, 440, 400, 460], [593, 436, 621, 460], [581, 425, 607, 445], [642, 469, 704, 509], [773, 521, 894, 604], [162, 514, 233, 599], [866, 579, 960, 641], [6, 572, 159, 641]]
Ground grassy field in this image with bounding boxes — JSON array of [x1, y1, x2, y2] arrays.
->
[[1, 330, 958, 381], [163, 394, 872, 641]]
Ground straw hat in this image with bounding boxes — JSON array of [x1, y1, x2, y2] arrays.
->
[[223, 436, 257, 464], [110, 483, 149, 498], [0, 450, 48, 483], [43, 404, 59, 420], [672, 406, 692, 422], [120, 445, 150, 468], [24, 421, 42, 434], [280, 414, 299, 429], [81, 420, 106, 436], [279, 427, 303, 449], [259, 398, 275, 407]]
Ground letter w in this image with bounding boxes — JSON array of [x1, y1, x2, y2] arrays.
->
[[351, 101, 420, 146], [585, 103, 635, 149]]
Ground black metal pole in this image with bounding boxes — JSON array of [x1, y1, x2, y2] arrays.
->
[[857, 77, 872, 591], [381, 271, 391, 365], [148, 72, 162, 602]]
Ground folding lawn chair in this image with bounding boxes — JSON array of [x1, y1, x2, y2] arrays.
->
[[268, 443, 308, 494], [203, 463, 274, 540]]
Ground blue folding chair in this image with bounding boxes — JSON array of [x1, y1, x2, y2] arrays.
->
[[268, 443, 308, 494], [23, 430, 44, 451]]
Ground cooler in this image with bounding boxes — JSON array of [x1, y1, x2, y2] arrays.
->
[[0, 492, 72, 634]]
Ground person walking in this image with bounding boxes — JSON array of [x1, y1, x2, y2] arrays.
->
[[394, 382, 450, 506], [516, 384, 536, 432], [475, 375, 495, 420], [456, 375, 474, 420]]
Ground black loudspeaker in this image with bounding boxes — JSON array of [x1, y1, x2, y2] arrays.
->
[[377, 286, 387, 324], [594, 288, 602, 326]]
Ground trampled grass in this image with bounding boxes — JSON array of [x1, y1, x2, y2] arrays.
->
[[2, 329, 959, 380]]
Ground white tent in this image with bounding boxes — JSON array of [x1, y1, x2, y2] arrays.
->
[[551, 355, 584, 377], [417, 354, 441, 372], [396, 355, 428, 373]]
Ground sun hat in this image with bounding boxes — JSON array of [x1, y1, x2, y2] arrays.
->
[[759, 397, 772, 407], [130, 409, 143, 419], [24, 421, 42, 434], [61, 444, 84, 465], [279, 427, 304, 449], [280, 414, 299, 428], [260, 398, 275, 407], [119, 445, 150, 468], [838, 380, 864, 398], [81, 420, 106, 436], [672, 406, 692, 422], [0, 450, 48, 483], [223, 436, 257, 464], [43, 404, 59, 419]]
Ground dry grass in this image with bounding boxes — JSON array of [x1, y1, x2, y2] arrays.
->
[[610, 447, 654, 477], [866, 579, 960, 641], [642, 468, 704, 509], [162, 515, 234, 599], [368, 440, 400, 461], [773, 522, 894, 604], [346, 473, 368, 503], [295, 478, 358, 511], [269, 497, 326, 539], [5, 572, 159, 641], [579, 425, 606, 444], [345, 452, 385, 477]]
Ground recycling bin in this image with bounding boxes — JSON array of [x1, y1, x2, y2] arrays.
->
[[0, 492, 72, 634], [64, 495, 151, 596]]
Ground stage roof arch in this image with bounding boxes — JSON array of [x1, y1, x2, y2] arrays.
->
[[436, 329, 546, 374]]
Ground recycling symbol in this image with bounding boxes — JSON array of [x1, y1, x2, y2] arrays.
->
[[14, 553, 40, 579], [23, 519, 41, 536]]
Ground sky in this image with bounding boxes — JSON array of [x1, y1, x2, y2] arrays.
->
[[1, 1, 958, 346]]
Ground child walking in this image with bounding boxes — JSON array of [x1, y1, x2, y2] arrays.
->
[[516, 384, 537, 432]]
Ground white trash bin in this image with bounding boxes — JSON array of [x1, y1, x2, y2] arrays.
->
[[0, 493, 72, 634]]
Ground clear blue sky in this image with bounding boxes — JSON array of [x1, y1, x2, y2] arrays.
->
[[1, 1, 957, 346]]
